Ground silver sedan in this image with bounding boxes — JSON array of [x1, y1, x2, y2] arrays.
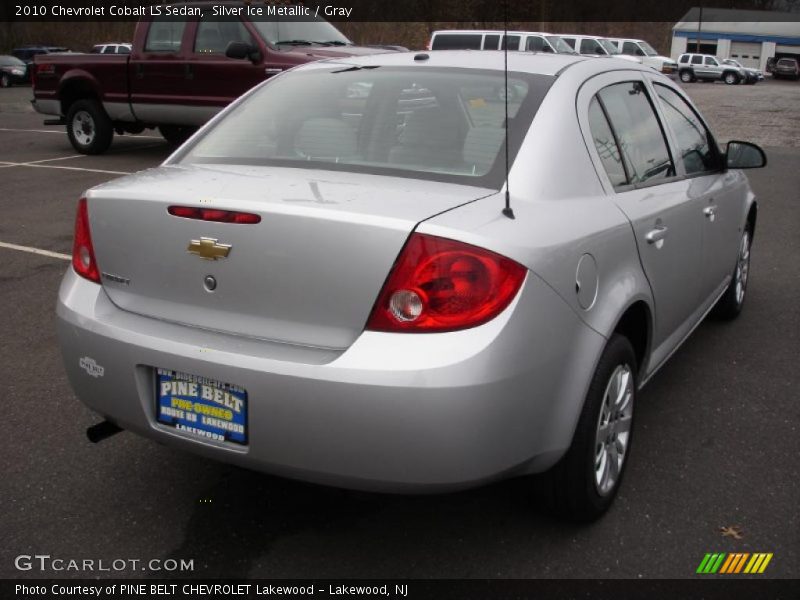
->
[[57, 51, 765, 521]]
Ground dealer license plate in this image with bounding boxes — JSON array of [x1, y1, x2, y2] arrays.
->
[[156, 369, 248, 445]]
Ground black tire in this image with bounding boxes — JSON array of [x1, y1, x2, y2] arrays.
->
[[723, 71, 741, 85], [0, 73, 10, 88], [159, 125, 197, 146], [679, 69, 694, 83], [66, 99, 114, 155], [711, 227, 752, 320], [544, 334, 637, 522]]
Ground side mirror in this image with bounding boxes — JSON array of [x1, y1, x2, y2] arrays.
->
[[726, 141, 766, 169], [225, 41, 260, 63]]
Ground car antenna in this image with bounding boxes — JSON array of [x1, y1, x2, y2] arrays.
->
[[502, 0, 515, 220]]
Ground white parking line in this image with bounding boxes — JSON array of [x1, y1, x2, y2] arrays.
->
[[0, 241, 70, 261], [0, 161, 131, 175], [0, 127, 162, 139]]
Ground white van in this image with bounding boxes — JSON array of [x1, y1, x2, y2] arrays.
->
[[428, 30, 576, 54], [607, 38, 678, 74], [558, 35, 641, 63]]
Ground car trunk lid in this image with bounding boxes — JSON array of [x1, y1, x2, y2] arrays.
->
[[87, 164, 491, 349]]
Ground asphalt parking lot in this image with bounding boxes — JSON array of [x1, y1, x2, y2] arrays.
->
[[1, 80, 798, 581]]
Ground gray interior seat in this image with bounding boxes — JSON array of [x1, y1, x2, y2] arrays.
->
[[293, 118, 359, 161], [462, 126, 505, 174], [388, 108, 462, 169]]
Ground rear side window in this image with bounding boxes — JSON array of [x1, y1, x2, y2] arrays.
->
[[102, 46, 115, 54], [144, 19, 187, 53], [562, 38, 576, 49], [691, 55, 702, 65], [501, 35, 521, 50], [483, 34, 500, 49], [431, 34, 482, 50], [588, 98, 628, 187], [654, 84, 721, 175], [595, 81, 675, 185]]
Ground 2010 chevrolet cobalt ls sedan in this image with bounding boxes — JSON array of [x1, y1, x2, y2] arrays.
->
[[57, 51, 765, 520]]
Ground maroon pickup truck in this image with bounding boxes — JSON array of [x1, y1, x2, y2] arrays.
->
[[32, 2, 390, 154]]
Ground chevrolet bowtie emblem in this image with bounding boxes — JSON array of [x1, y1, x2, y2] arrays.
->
[[187, 237, 232, 260]]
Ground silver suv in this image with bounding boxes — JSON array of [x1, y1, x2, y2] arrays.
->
[[678, 53, 745, 84]]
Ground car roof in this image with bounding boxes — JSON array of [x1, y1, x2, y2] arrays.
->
[[432, 30, 557, 36], [302, 50, 651, 78]]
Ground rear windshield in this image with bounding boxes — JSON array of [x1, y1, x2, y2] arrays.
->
[[178, 66, 553, 188]]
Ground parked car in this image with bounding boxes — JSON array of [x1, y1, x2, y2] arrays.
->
[[31, 1, 395, 154], [429, 30, 576, 54], [0, 55, 29, 87], [677, 53, 745, 84], [91, 43, 132, 55], [11, 45, 69, 66], [722, 59, 762, 84], [558, 35, 641, 63], [58, 50, 765, 521], [606, 38, 678, 74], [772, 57, 800, 80]]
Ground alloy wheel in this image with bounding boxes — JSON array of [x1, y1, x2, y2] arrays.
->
[[735, 231, 751, 306], [594, 364, 634, 496]]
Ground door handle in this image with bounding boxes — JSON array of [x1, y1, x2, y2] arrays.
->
[[703, 205, 717, 220], [645, 225, 668, 245]]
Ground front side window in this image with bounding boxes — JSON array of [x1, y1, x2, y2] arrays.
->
[[194, 20, 254, 54], [704, 56, 718, 66], [580, 39, 605, 55], [179, 67, 551, 188], [596, 81, 675, 185], [654, 84, 721, 175], [622, 41, 640, 55], [144, 18, 187, 53]]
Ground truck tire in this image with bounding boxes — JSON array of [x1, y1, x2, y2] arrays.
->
[[679, 69, 695, 83], [0, 74, 11, 88], [66, 99, 114, 155], [159, 125, 196, 146]]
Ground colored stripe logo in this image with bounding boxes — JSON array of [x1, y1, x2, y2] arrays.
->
[[696, 553, 773, 574]]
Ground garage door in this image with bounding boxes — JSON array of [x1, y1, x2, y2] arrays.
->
[[730, 42, 762, 68]]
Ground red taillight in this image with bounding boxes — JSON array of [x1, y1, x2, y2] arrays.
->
[[168, 205, 261, 224], [72, 198, 100, 283], [366, 233, 526, 333]]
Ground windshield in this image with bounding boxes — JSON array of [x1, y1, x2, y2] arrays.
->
[[179, 67, 551, 187], [640, 41, 658, 56], [249, 18, 351, 46], [599, 39, 620, 55], [0, 55, 25, 67], [546, 36, 575, 54]]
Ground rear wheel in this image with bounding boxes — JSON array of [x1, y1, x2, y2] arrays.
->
[[712, 228, 752, 320], [679, 69, 694, 83], [159, 125, 197, 146], [544, 334, 637, 521], [0, 73, 10, 88], [66, 99, 114, 155]]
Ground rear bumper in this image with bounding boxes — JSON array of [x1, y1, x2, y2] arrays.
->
[[57, 268, 606, 492], [32, 97, 60, 117]]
